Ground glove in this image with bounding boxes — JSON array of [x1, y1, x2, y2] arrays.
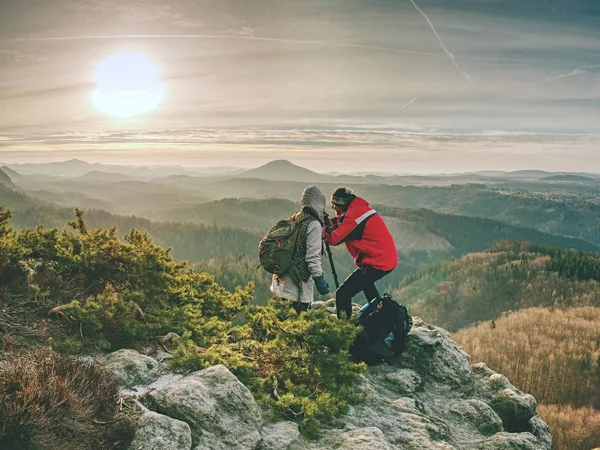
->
[[323, 214, 338, 231], [313, 275, 329, 295]]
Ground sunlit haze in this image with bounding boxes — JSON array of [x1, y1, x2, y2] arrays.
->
[[92, 51, 165, 118], [1, 0, 599, 173]]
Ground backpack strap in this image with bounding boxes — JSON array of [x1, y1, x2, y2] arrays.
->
[[289, 212, 318, 302]]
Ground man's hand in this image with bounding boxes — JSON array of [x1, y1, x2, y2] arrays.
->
[[323, 213, 339, 230], [323, 211, 331, 227], [313, 275, 329, 295]]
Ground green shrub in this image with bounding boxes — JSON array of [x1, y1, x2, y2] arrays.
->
[[1, 208, 252, 351], [171, 297, 366, 437], [1, 209, 365, 437]]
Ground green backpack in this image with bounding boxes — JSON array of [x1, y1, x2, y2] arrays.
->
[[258, 215, 312, 282]]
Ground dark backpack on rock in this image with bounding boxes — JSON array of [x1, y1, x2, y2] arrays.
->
[[350, 294, 413, 365]]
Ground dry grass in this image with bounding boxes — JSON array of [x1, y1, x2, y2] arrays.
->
[[0, 347, 134, 449], [538, 404, 600, 450]]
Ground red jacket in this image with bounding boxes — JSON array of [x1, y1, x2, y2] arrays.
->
[[324, 197, 398, 271]]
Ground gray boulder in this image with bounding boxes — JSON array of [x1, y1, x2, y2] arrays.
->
[[260, 421, 300, 450], [328, 427, 394, 450], [310, 301, 328, 310], [119, 318, 551, 450], [476, 431, 542, 449], [129, 410, 192, 450], [382, 369, 422, 396], [263, 318, 551, 450], [472, 363, 537, 432], [397, 318, 473, 395], [447, 399, 503, 435], [473, 364, 515, 400], [528, 415, 552, 449], [103, 349, 161, 388], [491, 389, 537, 432], [148, 364, 262, 450]]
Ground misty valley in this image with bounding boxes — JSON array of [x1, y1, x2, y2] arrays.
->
[[1, 159, 600, 449]]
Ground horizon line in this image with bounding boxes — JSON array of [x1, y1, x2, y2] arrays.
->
[[2, 158, 600, 176]]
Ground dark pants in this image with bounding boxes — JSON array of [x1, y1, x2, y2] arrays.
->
[[336, 267, 392, 319], [292, 301, 310, 314]]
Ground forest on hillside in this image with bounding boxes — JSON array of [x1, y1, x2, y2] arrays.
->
[[393, 241, 600, 450], [454, 308, 600, 450], [395, 240, 600, 331], [5, 167, 600, 246], [3, 183, 599, 306]]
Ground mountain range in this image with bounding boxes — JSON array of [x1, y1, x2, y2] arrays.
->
[[3, 159, 599, 182]]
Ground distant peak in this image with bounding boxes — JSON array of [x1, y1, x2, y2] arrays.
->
[[239, 159, 322, 181], [252, 160, 313, 172], [263, 160, 295, 166]]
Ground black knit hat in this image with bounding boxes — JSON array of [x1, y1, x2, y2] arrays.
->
[[331, 187, 356, 208]]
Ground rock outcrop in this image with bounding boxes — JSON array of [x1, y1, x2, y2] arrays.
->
[[147, 364, 263, 450], [128, 410, 192, 450], [107, 317, 552, 450], [102, 349, 162, 388]]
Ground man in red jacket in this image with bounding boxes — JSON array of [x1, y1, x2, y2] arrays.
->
[[323, 187, 398, 319]]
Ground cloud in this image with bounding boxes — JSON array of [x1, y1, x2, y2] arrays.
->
[[7, 33, 446, 59], [0, 49, 48, 64], [1, 128, 599, 148], [0, 82, 92, 101], [67, 0, 203, 28], [0, 50, 31, 63], [2, 0, 599, 140], [1, 129, 599, 172]]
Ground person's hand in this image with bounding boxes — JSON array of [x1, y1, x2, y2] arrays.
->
[[325, 215, 339, 228], [323, 212, 331, 227], [313, 275, 329, 295]]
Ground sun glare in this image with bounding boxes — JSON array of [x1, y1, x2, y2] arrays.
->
[[91, 52, 165, 118]]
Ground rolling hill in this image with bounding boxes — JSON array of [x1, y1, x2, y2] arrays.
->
[[0, 166, 22, 180], [0, 169, 16, 189], [144, 197, 301, 232], [12, 177, 213, 216], [10, 161, 600, 248], [139, 195, 600, 254], [0, 184, 257, 263], [542, 174, 595, 182], [394, 240, 600, 331], [4, 159, 243, 179], [5, 183, 599, 308], [145, 176, 600, 245], [76, 171, 140, 182]]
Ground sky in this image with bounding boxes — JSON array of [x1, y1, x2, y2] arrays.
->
[[0, 0, 599, 173]]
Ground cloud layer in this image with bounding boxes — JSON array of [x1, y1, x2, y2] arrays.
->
[[1, 129, 599, 173], [0, 0, 599, 169]]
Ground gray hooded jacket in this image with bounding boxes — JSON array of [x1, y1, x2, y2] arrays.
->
[[270, 186, 326, 304]]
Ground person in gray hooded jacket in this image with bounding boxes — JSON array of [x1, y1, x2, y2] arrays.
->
[[270, 186, 329, 313]]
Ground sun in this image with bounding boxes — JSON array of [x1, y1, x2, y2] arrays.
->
[[91, 52, 165, 118]]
